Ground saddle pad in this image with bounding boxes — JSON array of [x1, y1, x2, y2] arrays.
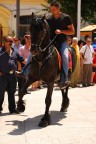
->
[[55, 48, 72, 71], [55, 48, 62, 70]]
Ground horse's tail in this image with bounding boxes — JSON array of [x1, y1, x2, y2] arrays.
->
[[68, 47, 77, 80], [68, 46, 77, 73]]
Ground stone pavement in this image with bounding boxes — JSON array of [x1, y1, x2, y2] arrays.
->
[[0, 85, 96, 144]]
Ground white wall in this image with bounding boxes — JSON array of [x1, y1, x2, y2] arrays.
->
[[0, 3, 47, 36]]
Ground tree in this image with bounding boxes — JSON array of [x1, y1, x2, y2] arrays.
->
[[81, 0, 96, 24]]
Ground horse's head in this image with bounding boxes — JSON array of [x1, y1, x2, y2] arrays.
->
[[29, 12, 50, 56]]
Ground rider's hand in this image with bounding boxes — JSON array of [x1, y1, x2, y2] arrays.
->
[[55, 29, 62, 34]]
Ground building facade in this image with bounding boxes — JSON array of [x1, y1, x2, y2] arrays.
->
[[0, 0, 48, 38]]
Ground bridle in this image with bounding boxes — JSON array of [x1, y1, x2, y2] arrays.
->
[[33, 45, 56, 77], [31, 28, 47, 52], [30, 21, 58, 76], [39, 34, 57, 52], [32, 33, 57, 74], [31, 33, 57, 53], [31, 20, 57, 53]]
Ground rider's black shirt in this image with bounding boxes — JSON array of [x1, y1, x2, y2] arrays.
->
[[47, 13, 72, 46]]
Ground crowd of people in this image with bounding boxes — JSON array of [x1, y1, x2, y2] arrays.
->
[[0, 0, 96, 114], [68, 35, 96, 88]]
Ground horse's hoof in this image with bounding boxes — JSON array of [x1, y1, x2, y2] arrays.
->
[[38, 120, 50, 127], [17, 104, 25, 113], [60, 108, 67, 112]]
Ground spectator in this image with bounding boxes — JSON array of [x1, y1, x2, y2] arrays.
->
[[70, 37, 80, 87], [78, 40, 85, 85], [92, 37, 96, 51], [0, 36, 26, 114], [67, 36, 72, 46], [17, 35, 31, 93], [91, 49, 96, 84], [12, 37, 24, 71], [19, 35, 31, 60], [12, 36, 23, 53], [80, 35, 94, 87], [19, 35, 42, 91]]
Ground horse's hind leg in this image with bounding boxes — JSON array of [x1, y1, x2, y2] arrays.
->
[[60, 87, 69, 112], [38, 83, 54, 127]]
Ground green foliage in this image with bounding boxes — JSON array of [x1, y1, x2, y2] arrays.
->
[[81, 0, 96, 24]]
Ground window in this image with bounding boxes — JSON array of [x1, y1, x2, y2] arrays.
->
[[19, 15, 31, 37]]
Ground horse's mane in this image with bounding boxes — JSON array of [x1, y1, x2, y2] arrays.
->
[[30, 16, 44, 31], [30, 13, 50, 45]]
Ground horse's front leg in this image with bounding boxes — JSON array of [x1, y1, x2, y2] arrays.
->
[[38, 83, 54, 127], [60, 86, 70, 112], [17, 77, 33, 113]]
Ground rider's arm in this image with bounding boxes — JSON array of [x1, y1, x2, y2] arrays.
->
[[55, 24, 75, 35]]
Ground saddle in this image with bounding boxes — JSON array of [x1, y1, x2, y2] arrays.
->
[[55, 48, 72, 72]]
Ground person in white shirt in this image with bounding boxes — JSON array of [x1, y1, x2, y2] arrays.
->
[[80, 35, 94, 87]]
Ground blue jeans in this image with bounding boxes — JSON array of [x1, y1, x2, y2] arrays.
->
[[22, 53, 32, 75], [59, 42, 68, 83]]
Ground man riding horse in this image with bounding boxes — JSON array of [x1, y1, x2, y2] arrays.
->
[[17, 0, 75, 89], [47, 0, 75, 89], [16, 1, 76, 127]]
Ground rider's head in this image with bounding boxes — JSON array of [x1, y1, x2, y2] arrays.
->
[[50, 0, 61, 16]]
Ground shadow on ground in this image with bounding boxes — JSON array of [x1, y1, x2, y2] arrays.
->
[[6, 110, 67, 135]]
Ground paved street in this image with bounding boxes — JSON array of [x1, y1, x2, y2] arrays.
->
[[0, 84, 96, 144]]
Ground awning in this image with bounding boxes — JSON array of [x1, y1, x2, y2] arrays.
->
[[80, 25, 96, 36], [80, 25, 96, 32]]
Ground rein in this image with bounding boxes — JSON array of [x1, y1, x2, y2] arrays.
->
[[32, 35, 57, 53], [31, 34, 57, 76], [33, 46, 56, 76], [30, 18, 58, 77], [38, 35, 57, 52]]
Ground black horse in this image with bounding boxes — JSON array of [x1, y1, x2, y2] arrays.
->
[[17, 13, 76, 127]]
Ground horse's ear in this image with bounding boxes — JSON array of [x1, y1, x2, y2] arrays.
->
[[42, 15, 45, 21], [31, 12, 35, 18]]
